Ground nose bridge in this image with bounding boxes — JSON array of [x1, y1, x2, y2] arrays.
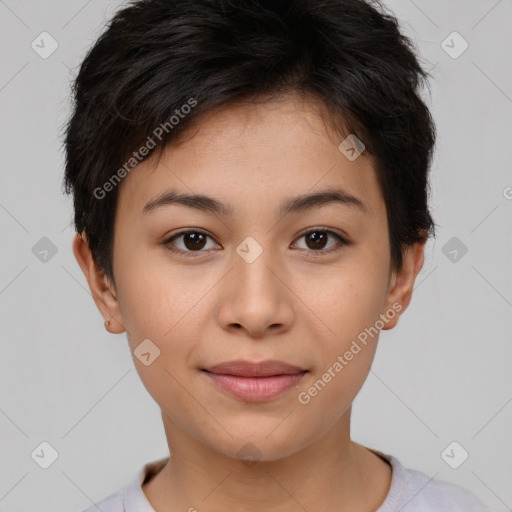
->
[[216, 235, 293, 335], [234, 235, 281, 301]]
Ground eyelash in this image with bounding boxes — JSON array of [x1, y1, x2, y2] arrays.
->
[[163, 228, 349, 258]]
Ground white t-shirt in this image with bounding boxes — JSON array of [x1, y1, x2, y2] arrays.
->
[[79, 450, 494, 511]]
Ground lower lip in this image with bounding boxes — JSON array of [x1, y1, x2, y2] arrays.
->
[[202, 371, 307, 402]]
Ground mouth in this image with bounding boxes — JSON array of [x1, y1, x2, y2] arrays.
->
[[201, 359, 308, 402], [202, 359, 307, 377]]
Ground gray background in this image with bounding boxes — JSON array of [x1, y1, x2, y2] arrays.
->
[[0, 0, 511, 511]]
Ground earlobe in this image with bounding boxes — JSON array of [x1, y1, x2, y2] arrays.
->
[[381, 241, 426, 331], [72, 232, 125, 334]]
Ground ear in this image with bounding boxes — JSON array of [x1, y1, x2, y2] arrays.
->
[[72, 232, 125, 334], [381, 241, 426, 330]]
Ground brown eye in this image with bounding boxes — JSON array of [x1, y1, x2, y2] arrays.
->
[[164, 230, 219, 256], [304, 231, 328, 250], [181, 232, 207, 250], [293, 229, 348, 254]]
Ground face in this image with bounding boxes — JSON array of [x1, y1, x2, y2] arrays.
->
[[75, 92, 424, 462]]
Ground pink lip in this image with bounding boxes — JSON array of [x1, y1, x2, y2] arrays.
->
[[203, 372, 307, 402], [202, 359, 308, 402]]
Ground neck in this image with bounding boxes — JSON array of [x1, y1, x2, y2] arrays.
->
[[142, 411, 392, 512]]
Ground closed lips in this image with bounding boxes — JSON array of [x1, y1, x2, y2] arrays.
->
[[201, 361, 309, 402], [202, 359, 308, 377]]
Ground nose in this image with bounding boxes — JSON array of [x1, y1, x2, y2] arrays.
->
[[215, 244, 294, 338]]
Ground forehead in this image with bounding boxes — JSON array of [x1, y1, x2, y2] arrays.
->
[[115, 93, 385, 223]]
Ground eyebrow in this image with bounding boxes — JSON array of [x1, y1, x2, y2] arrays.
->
[[142, 188, 367, 216]]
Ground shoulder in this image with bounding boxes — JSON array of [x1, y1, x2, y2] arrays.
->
[[76, 458, 168, 512], [368, 449, 494, 512], [383, 452, 493, 512], [401, 465, 492, 511], [78, 487, 124, 512]]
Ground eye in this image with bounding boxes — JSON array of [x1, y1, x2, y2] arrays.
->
[[163, 227, 349, 258], [163, 229, 220, 256], [292, 228, 349, 255]]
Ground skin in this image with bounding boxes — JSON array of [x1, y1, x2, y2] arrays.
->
[[73, 91, 425, 512]]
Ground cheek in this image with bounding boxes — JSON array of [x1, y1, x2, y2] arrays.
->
[[294, 329, 379, 448], [113, 252, 210, 380], [116, 283, 203, 419], [297, 273, 384, 426], [294, 253, 388, 404], [296, 256, 389, 342], [114, 246, 200, 339]]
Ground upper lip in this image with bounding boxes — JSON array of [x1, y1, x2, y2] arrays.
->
[[203, 359, 307, 377]]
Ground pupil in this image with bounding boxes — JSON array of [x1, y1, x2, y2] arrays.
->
[[307, 231, 326, 250], [185, 233, 206, 250]]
